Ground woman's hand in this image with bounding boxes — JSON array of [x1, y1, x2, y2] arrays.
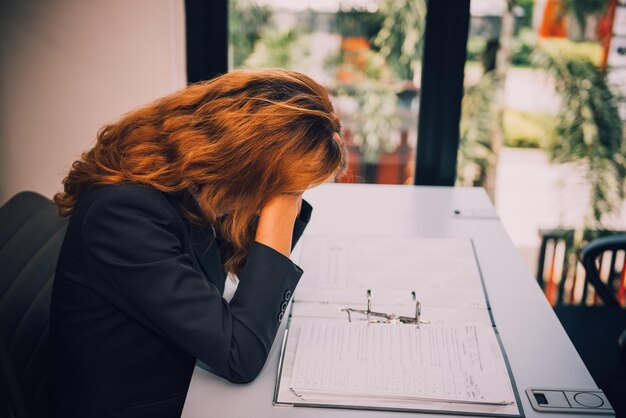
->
[[254, 193, 302, 257]]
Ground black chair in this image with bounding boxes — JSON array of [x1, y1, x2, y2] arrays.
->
[[0, 192, 68, 418], [554, 234, 626, 417], [579, 234, 626, 309], [536, 229, 626, 305]]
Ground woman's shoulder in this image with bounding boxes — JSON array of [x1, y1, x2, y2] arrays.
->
[[80, 183, 169, 203], [75, 183, 181, 223], [89, 182, 165, 199]]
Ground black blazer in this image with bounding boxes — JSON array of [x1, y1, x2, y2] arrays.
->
[[50, 184, 310, 418]]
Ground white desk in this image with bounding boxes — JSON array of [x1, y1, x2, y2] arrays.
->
[[182, 184, 601, 418]]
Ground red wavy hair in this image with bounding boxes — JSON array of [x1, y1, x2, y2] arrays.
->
[[54, 69, 347, 274]]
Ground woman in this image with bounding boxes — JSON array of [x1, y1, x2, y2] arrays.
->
[[50, 69, 346, 418]]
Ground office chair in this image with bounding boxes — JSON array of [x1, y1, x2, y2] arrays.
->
[[0, 192, 68, 418], [554, 234, 626, 416], [536, 229, 626, 306], [579, 234, 626, 309]]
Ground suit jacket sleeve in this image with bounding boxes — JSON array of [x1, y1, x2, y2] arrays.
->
[[81, 187, 302, 383], [292, 199, 312, 250]]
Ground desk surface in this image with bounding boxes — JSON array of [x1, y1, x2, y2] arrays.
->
[[182, 184, 600, 418]]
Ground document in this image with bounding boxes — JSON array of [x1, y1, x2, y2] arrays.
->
[[274, 236, 523, 417], [295, 236, 488, 305], [290, 321, 513, 405]]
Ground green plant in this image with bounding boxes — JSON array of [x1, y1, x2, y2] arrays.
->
[[334, 51, 400, 163], [517, 0, 535, 28], [244, 29, 309, 70], [335, 8, 383, 38], [504, 109, 556, 148], [229, 0, 272, 68], [538, 39, 604, 65], [373, 0, 426, 81], [340, 84, 400, 164], [457, 73, 497, 186], [466, 37, 487, 63], [511, 28, 537, 67], [533, 39, 626, 228], [329, 0, 425, 162]]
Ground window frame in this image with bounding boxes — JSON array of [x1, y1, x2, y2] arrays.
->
[[185, 0, 470, 187]]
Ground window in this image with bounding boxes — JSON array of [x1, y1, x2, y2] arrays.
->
[[229, 0, 426, 185], [458, 0, 626, 304]]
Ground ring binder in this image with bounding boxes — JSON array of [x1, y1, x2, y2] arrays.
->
[[339, 289, 430, 327], [274, 236, 524, 417]]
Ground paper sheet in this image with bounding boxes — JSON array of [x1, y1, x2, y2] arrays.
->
[[290, 321, 513, 406], [296, 236, 485, 295], [274, 236, 523, 417]]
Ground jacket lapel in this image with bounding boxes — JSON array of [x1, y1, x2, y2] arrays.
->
[[167, 191, 226, 295], [187, 223, 226, 295]]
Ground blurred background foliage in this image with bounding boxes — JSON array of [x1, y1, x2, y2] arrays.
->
[[372, 0, 426, 82], [458, 72, 497, 187], [458, 0, 624, 228], [228, 0, 271, 68], [534, 39, 625, 228], [244, 28, 309, 70], [335, 9, 383, 38]]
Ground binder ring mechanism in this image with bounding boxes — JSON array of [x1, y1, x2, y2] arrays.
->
[[339, 290, 430, 328]]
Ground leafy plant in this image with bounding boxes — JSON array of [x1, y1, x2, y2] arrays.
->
[[517, 0, 535, 28], [229, 0, 272, 68], [510, 28, 537, 67], [466, 37, 487, 63], [330, 1, 424, 163], [372, 0, 426, 81], [457, 73, 497, 186], [533, 39, 626, 228], [333, 51, 400, 163], [335, 8, 383, 39], [504, 109, 556, 148], [244, 29, 309, 70]]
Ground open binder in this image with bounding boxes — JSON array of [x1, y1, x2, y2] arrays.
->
[[273, 236, 525, 417]]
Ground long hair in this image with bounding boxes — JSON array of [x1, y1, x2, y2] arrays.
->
[[54, 69, 347, 274]]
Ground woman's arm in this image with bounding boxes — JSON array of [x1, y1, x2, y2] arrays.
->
[[254, 194, 302, 257], [292, 199, 312, 250], [81, 186, 303, 383]]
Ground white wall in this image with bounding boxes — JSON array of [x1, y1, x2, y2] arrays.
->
[[0, 0, 186, 204]]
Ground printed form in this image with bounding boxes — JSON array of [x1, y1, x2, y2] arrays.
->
[[290, 321, 513, 405], [274, 236, 522, 416]]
